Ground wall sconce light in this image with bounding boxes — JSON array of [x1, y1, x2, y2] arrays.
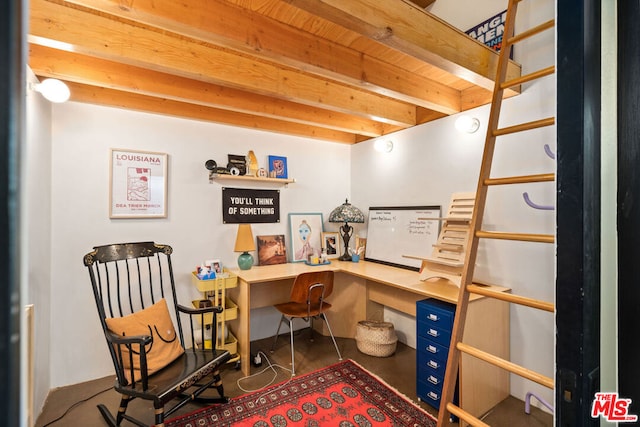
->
[[455, 115, 480, 134], [31, 78, 70, 103], [374, 139, 393, 153]]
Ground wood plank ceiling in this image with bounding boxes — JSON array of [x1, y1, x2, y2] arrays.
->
[[28, 0, 521, 144]]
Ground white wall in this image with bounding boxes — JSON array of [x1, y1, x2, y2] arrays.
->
[[22, 70, 53, 420], [352, 0, 556, 411], [48, 103, 351, 387]]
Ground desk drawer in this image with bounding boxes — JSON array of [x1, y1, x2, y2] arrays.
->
[[417, 299, 455, 329], [417, 378, 459, 415], [417, 321, 452, 347], [417, 352, 447, 379], [417, 379, 444, 409], [417, 364, 445, 387], [417, 336, 449, 363]]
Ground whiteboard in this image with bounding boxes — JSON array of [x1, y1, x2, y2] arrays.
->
[[365, 206, 440, 271]]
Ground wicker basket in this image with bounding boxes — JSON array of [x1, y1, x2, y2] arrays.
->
[[355, 320, 398, 357]]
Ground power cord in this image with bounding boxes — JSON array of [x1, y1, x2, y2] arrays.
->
[[236, 351, 293, 403], [41, 385, 112, 426]]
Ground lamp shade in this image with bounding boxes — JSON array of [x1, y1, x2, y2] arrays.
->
[[328, 199, 365, 224], [234, 224, 256, 252], [329, 199, 365, 261]]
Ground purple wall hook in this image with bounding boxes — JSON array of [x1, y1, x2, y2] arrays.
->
[[523, 192, 554, 210]]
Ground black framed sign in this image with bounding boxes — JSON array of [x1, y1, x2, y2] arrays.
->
[[222, 187, 280, 224]]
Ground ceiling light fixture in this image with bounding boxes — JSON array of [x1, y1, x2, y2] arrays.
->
[[374, 139, 393, 153], [455, 115, 480, 134], [32, 78, 71, 103]]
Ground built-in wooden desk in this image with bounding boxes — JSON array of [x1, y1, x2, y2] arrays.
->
[[226, 260, 510, 419]]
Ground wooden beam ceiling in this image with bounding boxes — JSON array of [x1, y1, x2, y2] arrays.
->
[[28, 0, 520, 143]]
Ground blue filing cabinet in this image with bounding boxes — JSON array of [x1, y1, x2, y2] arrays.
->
[[416, 298, 458, 410]]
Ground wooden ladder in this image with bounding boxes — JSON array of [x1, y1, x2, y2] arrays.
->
[[437, 1, 555, 425]]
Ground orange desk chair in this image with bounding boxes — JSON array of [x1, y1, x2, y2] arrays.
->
[[271, 270, 342, 375]]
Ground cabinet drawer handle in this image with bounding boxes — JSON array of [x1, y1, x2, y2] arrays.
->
[[428, 375, 439, 385], [428, 313, 439, 321], [428, 328, 439, 337], [428, 391, 439, 401], [427, 360, 439, 369], [427, 345, 437, 353]]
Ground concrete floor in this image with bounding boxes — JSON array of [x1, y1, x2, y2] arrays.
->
[[35, 332, 553, 426]]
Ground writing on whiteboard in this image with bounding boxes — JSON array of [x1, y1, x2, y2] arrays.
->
[[408, 220, 429, 235]]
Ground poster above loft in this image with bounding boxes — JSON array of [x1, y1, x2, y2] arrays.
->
[[222, 187, 280, 224], [465, 9, 511, 56]]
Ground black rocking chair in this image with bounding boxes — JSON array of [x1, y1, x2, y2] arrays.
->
[[83, 242, 231, 427]]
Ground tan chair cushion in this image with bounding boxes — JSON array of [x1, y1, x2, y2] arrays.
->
[[105, 298, 184, 383]]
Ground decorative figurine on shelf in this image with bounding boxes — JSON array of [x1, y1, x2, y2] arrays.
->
[[247, 150, 259, 177]]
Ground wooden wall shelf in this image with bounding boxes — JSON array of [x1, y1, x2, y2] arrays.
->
[[209, 174, 295, 185]]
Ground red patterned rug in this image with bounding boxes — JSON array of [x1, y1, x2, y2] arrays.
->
[[164, 359, 436, 427]]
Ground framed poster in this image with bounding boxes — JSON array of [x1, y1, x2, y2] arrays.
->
[[110, 148, 168, 218], [321, 231, 340, 259], [288, 212, 323, 262], [268, 155, 288, 179]]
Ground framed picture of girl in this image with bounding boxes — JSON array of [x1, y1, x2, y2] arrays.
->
[[321, 231, 340, 259], [288, 213, 323, 262]]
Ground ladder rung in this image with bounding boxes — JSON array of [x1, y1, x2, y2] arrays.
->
[[507, 19, 555, 46], [457, 342, 554, 389], [493, 117, 555, 136], [467, 284, 554, 312], [484, 173, 555, 186], [502, 65, 555, 90], [476, 230, 554, 243], [446, 403, 491, 427]]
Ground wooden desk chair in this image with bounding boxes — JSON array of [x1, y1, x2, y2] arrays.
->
[[271, 270, 342, 375], [83, 242, 231, 427]]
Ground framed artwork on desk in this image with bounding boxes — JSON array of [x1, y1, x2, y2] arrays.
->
[[289, 213, 323, 262], [257, 235, 287, 266], [355, 236, 367, 258], [321, 231, 340, 259]]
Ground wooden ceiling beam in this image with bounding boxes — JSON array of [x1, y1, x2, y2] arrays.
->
[[60, 0, 462, 115], [29, 0, 417, 127], [28, 44, 386, 137], [63, 81, 358, 143], [284, 0, 521, 93]]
